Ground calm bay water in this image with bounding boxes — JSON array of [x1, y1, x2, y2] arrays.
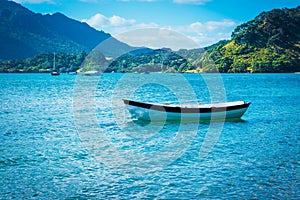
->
[[0, 73, 299, 199]]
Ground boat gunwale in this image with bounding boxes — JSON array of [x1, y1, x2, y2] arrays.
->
[[123, 99, 250, 114]]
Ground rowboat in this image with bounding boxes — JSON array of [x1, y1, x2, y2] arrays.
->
[[123, 99, 250, 121]]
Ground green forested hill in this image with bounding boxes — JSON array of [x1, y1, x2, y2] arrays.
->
[[0, 52, 87, 73], [103, 6, 300, 73], [1, 4, 299, 73], [206, 6, 300, 73]]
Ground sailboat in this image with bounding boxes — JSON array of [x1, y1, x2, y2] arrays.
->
[[51, 52, 60, 76]]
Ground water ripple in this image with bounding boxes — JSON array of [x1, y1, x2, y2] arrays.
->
[[0, 73, 299, 199]]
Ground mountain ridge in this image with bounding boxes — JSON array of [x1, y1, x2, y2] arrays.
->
[[205, 6, 300, 72], [0, 1, 299, 73], [0, 0, 134, 60]]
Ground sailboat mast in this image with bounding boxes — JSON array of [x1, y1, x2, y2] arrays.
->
[[51, 52, 59, 75]]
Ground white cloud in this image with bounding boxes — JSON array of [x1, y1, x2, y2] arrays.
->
[[82, 13, 160, 36], [189, 19, 235, 32], [79, 0, 99, 2], [12, 0, 53, 3], [177, 19, 236, 47], [115, 28, 200, 50], [82, 13, 136, 28], [110, 15, 136, 26], [83, 13, 236, 48], [83, 14, 198, 49], [119, 0, 157, 2], [173, 0, 212, 5]]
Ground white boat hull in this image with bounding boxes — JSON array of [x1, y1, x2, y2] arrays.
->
[[123, 99, 250, 122]]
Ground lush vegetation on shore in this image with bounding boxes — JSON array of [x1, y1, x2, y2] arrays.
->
[[206, 6, 300, 73], [0, 52, 86, 73], [1, 6, 299, 73], [108, 6, 300, 73]]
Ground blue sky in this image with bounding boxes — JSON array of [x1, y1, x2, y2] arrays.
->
[[13, 0, 299, 49]]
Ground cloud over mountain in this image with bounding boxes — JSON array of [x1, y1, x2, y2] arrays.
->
[[82, 13, 136, 28]]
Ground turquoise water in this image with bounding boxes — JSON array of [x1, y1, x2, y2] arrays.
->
[[0, 73, 299, 199]]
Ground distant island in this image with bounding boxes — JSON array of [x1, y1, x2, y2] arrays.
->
[[0, 0, 299, 73]]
